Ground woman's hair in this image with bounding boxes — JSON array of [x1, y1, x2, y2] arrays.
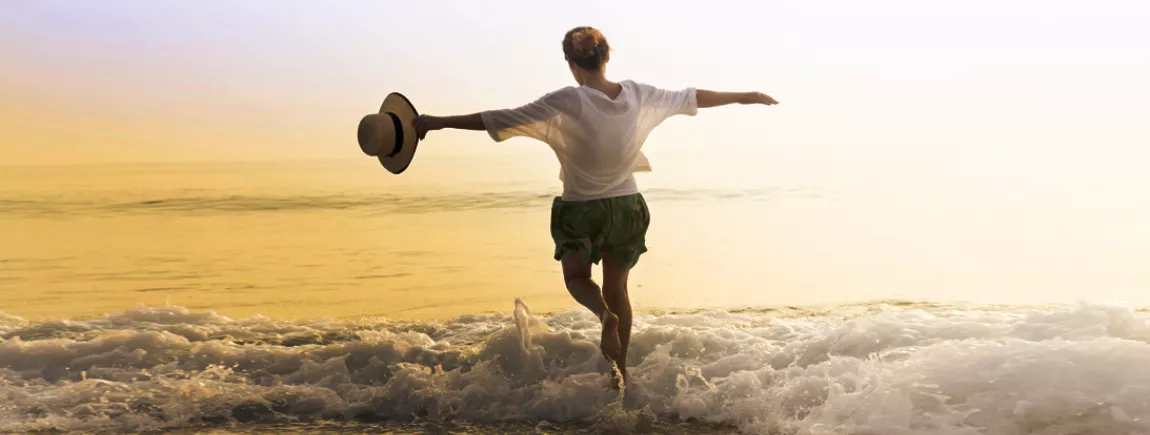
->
[[562, 26, 610, 71]]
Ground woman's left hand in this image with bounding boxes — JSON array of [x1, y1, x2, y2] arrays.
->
[[413, 115, 445, 140]]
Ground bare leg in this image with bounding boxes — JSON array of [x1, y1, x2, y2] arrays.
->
[[561, 251, 622, 363], [601, 252, 633, 389]]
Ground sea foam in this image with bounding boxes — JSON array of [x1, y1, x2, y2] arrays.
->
[[1, 300, 1148, 434]]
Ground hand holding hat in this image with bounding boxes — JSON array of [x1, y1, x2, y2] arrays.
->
[[413, 115, 445, 141]]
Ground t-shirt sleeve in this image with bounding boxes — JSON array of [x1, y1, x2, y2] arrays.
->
[[480, 89, 569, 143], [637, 83, 698, 128]]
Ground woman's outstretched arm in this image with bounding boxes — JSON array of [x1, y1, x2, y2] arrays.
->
[[696, 90, 779, 108], [414, 93, 558, 142], [413, 113, 484, 139]]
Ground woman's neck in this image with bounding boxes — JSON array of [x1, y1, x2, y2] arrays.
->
[[582, 73, 621, 99]]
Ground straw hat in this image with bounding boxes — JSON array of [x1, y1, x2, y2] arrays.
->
[[357, 92, 419, 174]]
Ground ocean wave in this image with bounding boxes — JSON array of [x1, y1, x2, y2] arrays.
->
[[2, 300, 1148, 434], [0, 187, 831, 217]]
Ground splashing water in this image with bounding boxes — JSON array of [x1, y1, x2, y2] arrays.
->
[[1, 300, 1149, 434]]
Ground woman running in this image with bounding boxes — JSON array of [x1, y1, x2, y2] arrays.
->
[[413, 26, 779, 388]]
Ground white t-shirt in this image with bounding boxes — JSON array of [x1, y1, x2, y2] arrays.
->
[[480, 80, 697, 201]]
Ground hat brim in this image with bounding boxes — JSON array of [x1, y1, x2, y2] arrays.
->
[[377, 93, 419, 174]]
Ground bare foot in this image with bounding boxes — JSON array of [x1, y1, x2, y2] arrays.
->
[[600, 311, 622, 363], [609, 366, 627, 391]]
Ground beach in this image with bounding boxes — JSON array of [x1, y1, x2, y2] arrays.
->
[[3, 155, 1150, 433]]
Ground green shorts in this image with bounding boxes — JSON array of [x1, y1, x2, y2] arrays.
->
[[550, 193, 651, 269]]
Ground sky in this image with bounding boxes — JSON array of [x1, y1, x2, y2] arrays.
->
[[2, 0, 1148, 176], [2, 0, 1150, 315]]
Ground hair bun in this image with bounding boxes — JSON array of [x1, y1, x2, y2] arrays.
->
[[570, 28, 604, 57], [562, 26, 611, 70]]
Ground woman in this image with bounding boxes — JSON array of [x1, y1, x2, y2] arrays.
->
[[413, 26, 778, 388]]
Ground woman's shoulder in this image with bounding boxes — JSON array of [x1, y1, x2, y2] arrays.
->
[[619, 80, 663, 101], [531, 86, 583, 113], [544, 85, 580, 97], [621, 80, 695, 100], [622, 79, 673, 94], [619, 79, 653, 89], [536, 86, 582, 104]]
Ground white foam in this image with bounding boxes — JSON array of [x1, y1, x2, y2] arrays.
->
[[1, 301, 1148, 434]]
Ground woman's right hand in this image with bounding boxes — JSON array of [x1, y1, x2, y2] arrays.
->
[[740, 92, 779, 106]]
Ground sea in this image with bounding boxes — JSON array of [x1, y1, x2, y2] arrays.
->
[[3, 154, 1150, 434]]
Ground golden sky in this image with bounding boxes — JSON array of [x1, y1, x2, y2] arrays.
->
[[3, 0, 1150, 317], [2, 0, 1148, 168]]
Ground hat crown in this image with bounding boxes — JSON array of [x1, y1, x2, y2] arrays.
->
[[358, 92, 419, 175], [357, 113, 398, 157]]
